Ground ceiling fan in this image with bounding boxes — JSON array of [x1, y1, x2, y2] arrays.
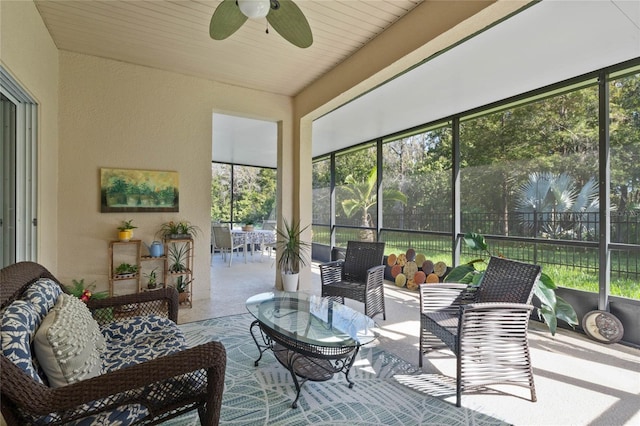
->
[[209, 0, 313, 48]]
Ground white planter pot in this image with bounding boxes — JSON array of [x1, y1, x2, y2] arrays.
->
[[281, 272, 299, 292]]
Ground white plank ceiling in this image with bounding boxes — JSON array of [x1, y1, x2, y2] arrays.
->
[[34, 0, 422, 97], [33, 1, 640, 168]]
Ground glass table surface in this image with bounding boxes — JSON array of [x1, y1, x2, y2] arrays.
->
[[246, 291, 377, 348]]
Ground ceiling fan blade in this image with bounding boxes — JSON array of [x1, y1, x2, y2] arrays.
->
[[210, 0, 248, 40], [266, 0, 313, 48]]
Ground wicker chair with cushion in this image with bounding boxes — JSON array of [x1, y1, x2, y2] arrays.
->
[[1, 261, 226, 426], [320, 241, 386, 320], [418, 256, 541, 407]]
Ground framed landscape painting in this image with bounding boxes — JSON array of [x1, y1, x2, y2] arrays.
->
[[100, 168, 179, 212]]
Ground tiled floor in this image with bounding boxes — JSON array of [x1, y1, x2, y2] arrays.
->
[[182, 250, 640, 425]]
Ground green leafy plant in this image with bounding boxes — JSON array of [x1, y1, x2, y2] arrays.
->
[[276, 218, 311, 274], [445, 232, 578, 335], [117, 219, 137, 231], [144, 268, 158, 289], [115, 263, 138, 275], [168, 243, 190, 273], [158, 220, 201, 238], [175, 275, 192, 293], [65, 278, 108, 301]]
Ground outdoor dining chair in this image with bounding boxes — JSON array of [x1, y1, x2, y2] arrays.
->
[[211, 223, 246, 266], [419, 256, 541, 407], [261, 220, 277, 259], [319, 241, 386, 319]]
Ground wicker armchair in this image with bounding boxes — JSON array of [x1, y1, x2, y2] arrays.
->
[[1, 261, 226, 426], [320, 241, 386, 320], [419, 256, 541, 407]]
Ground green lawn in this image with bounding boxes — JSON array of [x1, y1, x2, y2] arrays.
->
[[365, 239, 640, 300], [312, 226, 639, 299]]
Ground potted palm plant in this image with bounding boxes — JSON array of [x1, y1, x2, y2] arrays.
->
[[276, 218, 311, 292], [167, 243, 190, 273]]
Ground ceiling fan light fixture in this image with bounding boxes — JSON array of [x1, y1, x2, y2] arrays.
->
[[237, 0, 270, 19]]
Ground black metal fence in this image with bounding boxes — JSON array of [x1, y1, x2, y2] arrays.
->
[[313, 208, 640, 285], [336, 210, 640, 244]]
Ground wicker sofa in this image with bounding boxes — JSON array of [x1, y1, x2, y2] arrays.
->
[[1, 261, 226, 425]]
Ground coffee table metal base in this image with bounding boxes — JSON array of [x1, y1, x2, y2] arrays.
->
[[249, 319, 360, 408]]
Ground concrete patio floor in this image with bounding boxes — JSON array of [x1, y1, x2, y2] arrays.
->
[[178, 251, 640, 425]]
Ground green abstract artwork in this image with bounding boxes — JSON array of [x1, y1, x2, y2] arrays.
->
[[100, 167, 179, 212]]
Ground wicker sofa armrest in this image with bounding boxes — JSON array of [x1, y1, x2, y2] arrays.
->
[[364, 264, 385, 288], [86, 287, 179, 325], [2, 341, 226, 424], [419, 283, 469, 314], [319, 260, 345, 286]]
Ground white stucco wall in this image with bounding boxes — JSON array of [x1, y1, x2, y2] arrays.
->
[[0, 0, 59, 271], [57, 51, 291, 299]]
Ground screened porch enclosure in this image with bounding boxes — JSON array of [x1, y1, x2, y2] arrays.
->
[[211, 162, 277, 229], [312, 61, 640, 346]]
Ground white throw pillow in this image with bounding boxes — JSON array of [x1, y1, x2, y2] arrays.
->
[[34, 293, 105, 387]]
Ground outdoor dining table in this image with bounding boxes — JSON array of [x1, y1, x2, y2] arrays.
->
[[231, 229, 276, 260]]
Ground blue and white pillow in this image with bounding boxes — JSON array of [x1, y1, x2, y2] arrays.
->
[[21, 278, 63, 322], [1, 300, 46, 384]]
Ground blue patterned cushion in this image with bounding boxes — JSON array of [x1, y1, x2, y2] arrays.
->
[[102, 316, 186, 372], [21, 278, 63, 321], [66, 403, 149, 426], [18, 399, 149, 426], [99, 314, 201, 424], [1, 300, 46, 384], [100, 315, 176, 341]]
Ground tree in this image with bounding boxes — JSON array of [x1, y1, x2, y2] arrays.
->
[[340, 166, 407, 240], [211, 163, 231, 221], [610, 73, 640, 213], [515, 172, 599, 240]]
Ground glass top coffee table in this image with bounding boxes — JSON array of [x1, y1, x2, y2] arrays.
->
[[246, 291, 378, 408]]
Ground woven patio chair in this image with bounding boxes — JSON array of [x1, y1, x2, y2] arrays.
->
[[212, 223, 246, 266], [418, 256, 541, 407], [1, 261, 226, 425], [320, 241, 386, 319], [260, 220, 277, 259]]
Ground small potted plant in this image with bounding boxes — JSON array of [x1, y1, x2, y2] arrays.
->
[[276, 218, 311, 292], [242, 221, 255, 232], [158, 220, 201, 239], [167, 243, 190, 273], [114, 262, 138, 278], [144, 268, 159, 289], [175, 275, 192, 304], [117, 219, 137, 241]]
